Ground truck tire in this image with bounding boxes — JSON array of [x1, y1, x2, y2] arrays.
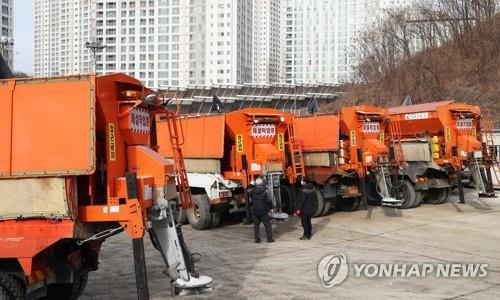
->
[[321, 199, 332, 216], [187, 194, 212, 230], [178, 209, 188, 224], [336, 197, 361, 212], [0, 272, 24, 300], [312, 189, 325, 218], [413, 191, 423, 208], [46, 272, 88, 300], [426, 187, 449, 204], [210, 212, 221, 228], [394, 180, 416, 209]]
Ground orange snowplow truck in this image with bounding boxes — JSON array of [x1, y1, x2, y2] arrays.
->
[[0, 74, 212, 299], [156, 108, 296, 229], [294, 106, 401, 214], [389, 100, 496, 203]]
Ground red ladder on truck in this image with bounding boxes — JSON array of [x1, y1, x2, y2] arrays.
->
[[388, 116, 407, 168], [164, 107, 193, 209], [287, 123, 305, 180], [481, 109, 499, 186]]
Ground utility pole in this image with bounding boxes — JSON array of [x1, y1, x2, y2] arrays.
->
[[85, 41, 107, 74]]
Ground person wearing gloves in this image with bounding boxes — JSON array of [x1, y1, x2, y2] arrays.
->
[[294, 177, 317, 240], [248, 177, 275, 243]]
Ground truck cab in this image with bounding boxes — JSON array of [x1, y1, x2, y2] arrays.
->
[[156, 108, 295, 229], [389, 101, 496, 204]]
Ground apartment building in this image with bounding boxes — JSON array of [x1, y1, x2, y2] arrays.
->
[[95, 0, 252, 88], [1, 0, 13, 69], [253, 0, 280, 84], [282, 0, 415, 84], [33, 0, 413, 85], [34, 0, 96, 76]]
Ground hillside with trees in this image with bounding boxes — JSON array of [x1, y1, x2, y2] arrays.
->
[[324, 0, 500, 121]]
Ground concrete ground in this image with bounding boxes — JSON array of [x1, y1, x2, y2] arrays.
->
[[82, 189, 500, 300]]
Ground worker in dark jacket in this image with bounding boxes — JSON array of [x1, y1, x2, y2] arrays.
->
[[248, 177, 274, 243], [295, 177, 317, 240]]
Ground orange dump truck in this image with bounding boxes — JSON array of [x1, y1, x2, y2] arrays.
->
[[0, 74, 212, 299], [156, 108, 297, 229], [294, 106, 402, 214], [389, 101, 496, 202]]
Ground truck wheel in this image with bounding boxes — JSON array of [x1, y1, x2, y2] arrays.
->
[[312, 189, 325, 218], [46, 272, 88, 300], [187, 194, 212, 230], [0, 272, 25, 300], [394, 180, 416, 209], [210, 212, 221, 228], [426, 187, 449, 204], [413, 191, 423, 208], [178, 209, 188, 224], [336, 197, 361, 212], [321, 199, 332, 216]]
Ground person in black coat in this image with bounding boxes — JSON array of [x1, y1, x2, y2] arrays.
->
[[248, 177, 274, 243], [295, 177, 317, 240]]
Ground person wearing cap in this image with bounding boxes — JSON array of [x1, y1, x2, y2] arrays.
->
[[248, 177, 274, 243], [295, 177, 317, 240]]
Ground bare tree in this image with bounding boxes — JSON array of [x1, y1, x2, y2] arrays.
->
[[353, 0, 499, 84]]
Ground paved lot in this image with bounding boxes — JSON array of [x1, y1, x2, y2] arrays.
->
[[82, 189, 500, 299]]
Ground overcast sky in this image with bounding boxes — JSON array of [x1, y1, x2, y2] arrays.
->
[[14, 0, 34, 74]]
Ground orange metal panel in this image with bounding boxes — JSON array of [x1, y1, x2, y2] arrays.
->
[[389, 101, 483, 168], [126, 145, 174, 187], [0, 219, 75, 275], [0, 76, 96, 177], [0, 80, 14, 176], [157, 114, 225, 158], [295, 114, 339, 151], [388, 100, 454, 114]]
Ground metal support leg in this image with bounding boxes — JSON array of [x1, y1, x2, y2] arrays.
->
[[486, 167, 494, 195], [149, 202, 213, 290], [269, 172, 288, 219], [379, 167, 401, 207], [360, 176, 368, 207], [471, 160, 488, 196], [132, 238, 150, 300], [392, 173, 399, 187], [243, 190, 252, 224], [457, 172, 465, 204], [127, 172, 149, 299]]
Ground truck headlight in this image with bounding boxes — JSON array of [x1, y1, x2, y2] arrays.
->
[[473, 151, 483, 159]]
